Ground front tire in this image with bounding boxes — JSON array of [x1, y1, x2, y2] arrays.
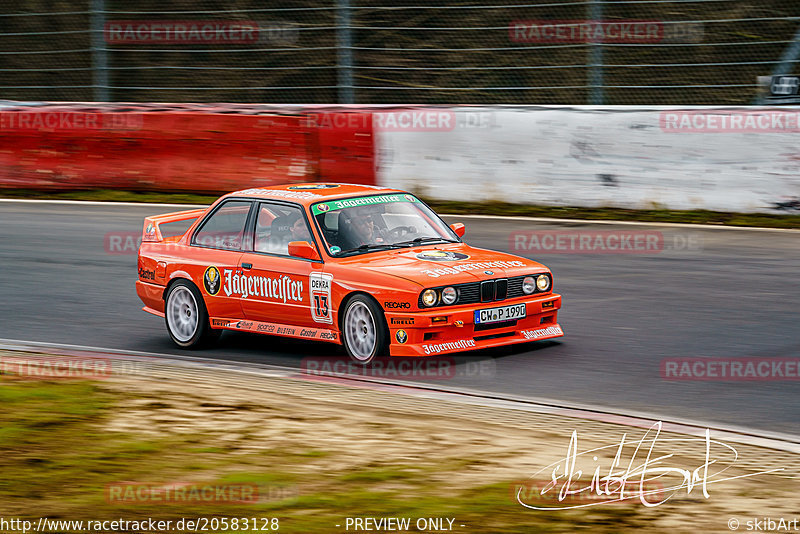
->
[[164, 280, 219, 349], [341, 295, 388, 364]]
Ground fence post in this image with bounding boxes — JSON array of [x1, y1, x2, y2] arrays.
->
[[90, 0, 109, 101], [337, 0, 354, 103], [588, 0, 604, 104]]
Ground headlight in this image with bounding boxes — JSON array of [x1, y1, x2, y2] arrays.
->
[[441, 286, 457, 305], [421, 289, 438, 307], [522, 276, 536, 295], [536, 274, 551, 291]]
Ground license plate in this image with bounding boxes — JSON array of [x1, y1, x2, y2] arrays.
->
[[474, 303, 526, 324]]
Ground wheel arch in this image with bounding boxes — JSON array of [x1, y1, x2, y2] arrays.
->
[[337, 291, 389, 334], [162, 273, 198, 301]]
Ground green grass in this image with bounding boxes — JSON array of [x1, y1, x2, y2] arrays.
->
[[0, 188, 218, 205], [0, 378, 669, 533], [3, 188, 799, 229]]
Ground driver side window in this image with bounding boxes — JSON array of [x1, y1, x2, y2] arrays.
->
[[254, 203, 313, 257]]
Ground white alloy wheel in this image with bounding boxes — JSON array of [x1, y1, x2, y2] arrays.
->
[[345, 300, 377, 361], [167, 285, 199, 343]]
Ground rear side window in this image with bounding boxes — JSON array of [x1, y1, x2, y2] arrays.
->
[[192, 200, 252, 251]]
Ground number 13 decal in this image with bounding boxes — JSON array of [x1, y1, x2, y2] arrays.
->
[[309, 273, 333, 324], [314, 295, 329, 318]]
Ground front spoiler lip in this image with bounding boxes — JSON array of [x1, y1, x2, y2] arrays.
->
[[385, 293, 563, 357], [389, 323, 564, 357]]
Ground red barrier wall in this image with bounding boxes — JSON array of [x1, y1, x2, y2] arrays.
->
[[0, 103, 375, 193]]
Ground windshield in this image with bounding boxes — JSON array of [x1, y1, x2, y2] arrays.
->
[[311, 193, 459, 256]]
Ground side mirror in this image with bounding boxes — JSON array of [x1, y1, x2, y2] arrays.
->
[[450, 222, 466, 238], [288, 241, 321, 261]]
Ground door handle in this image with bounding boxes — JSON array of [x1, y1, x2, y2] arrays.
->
[[241, 262, 253, 270]]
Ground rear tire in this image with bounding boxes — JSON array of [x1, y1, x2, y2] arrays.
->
[[164, 280, 219, 349], [341, 295, 388, 364]]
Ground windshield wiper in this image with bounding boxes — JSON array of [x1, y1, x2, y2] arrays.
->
[[392, 236, 457, 247], [337, 237, 457, 256], [337, 243, 405, 255]]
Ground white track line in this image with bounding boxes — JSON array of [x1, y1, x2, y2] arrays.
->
[[0, 198, 204, 209], [1, 197, 797, 232], [2, 337, 798, 452], [448, 214, 800, 232]]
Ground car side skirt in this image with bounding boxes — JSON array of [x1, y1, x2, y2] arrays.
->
[[208, 317, 341, 344], [142, 306, 165, 318]]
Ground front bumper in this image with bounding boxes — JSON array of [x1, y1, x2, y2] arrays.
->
[[385, 293, 563, 357]]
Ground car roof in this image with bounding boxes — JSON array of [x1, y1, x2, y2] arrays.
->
[[224, 183, 407, 205]]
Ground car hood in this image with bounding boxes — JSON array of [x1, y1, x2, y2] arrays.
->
[[336, 243, 549, 286]]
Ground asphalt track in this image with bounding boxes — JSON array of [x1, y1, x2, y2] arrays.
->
[[1, 201, 799, 435]]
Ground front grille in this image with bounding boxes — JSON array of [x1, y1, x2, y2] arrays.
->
[[458, 284, 480, 303], [419, 274, 549, 308], [507, 277, 525, 298], [496, 278, 508, 300], [480, 280, 495, 302]]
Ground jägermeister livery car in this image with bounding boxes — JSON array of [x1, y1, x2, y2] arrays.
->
[[136, 183, 563, 363]]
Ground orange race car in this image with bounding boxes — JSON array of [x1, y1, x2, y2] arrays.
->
[[136, 183, 563, 363]]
